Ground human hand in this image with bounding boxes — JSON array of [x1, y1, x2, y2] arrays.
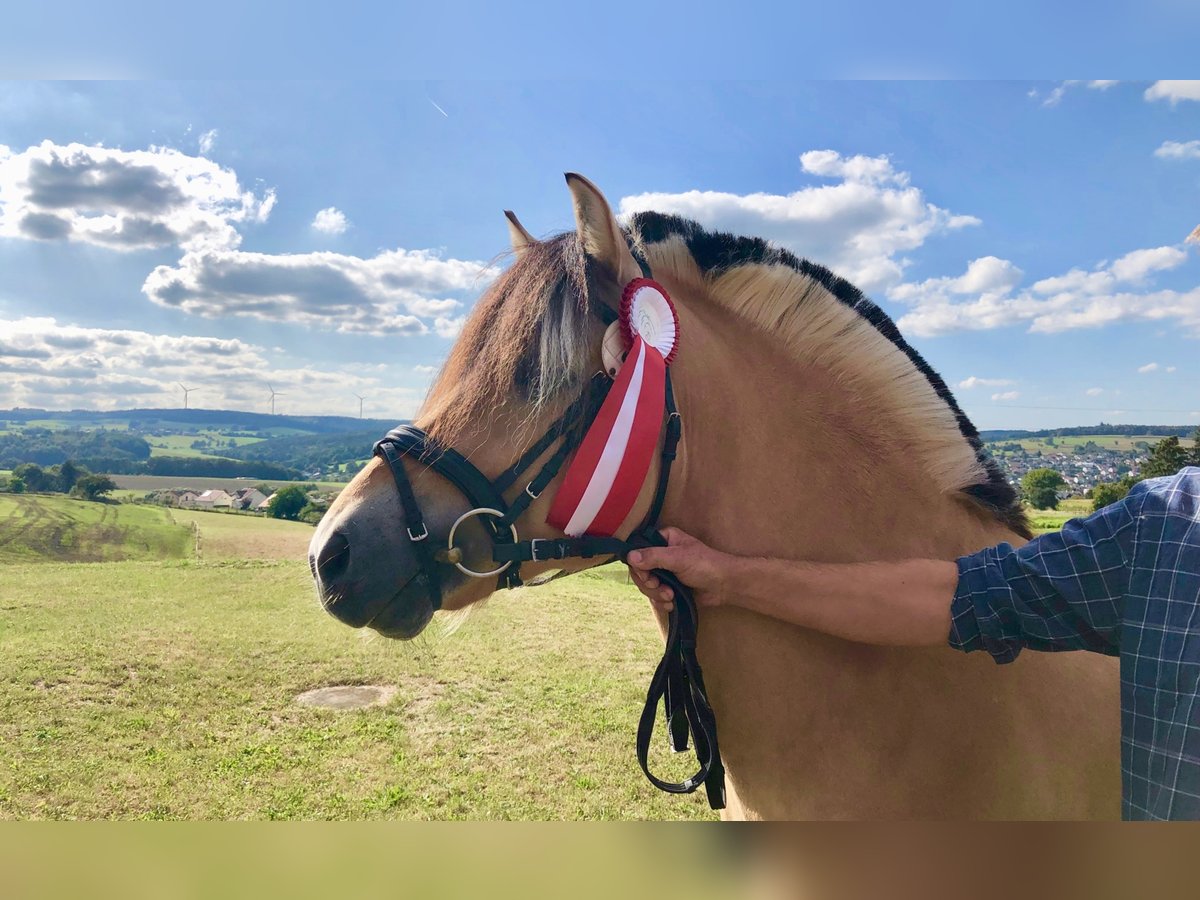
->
[[627, 526, 731, 613]]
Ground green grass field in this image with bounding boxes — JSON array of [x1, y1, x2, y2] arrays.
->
[[0, 497, 707, 820], [1026, 497, 1094, 535], [0, 494, 193, 564], [145, 433, 265, 460]]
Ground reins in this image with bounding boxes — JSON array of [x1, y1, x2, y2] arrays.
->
[[372, 262, 726, 811]]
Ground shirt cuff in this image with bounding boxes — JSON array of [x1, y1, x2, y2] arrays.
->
[[947, 547, 1023, 665]]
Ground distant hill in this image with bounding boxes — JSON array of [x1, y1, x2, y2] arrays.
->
[[0, 407, 405, 479], [222, 430, 380, 473], [0, 407, 401, 436], [980, 424, 1197, 442]]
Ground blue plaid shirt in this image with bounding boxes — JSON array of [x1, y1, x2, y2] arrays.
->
[[949, 467, 1200, 820]]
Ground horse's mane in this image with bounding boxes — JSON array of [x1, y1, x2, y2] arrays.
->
[[423, 212, 1029, 537]]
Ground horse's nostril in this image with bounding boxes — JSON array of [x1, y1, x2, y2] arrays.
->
[[316, 531, 351, 584]]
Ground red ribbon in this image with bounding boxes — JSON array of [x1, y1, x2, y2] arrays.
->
[[546, 336, 666, 537]]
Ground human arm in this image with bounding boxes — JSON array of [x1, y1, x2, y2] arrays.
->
[[628, 528, 958, 647], [630, 489, 1143, 661]]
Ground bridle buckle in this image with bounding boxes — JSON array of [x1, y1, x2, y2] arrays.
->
[[407, 523, 429, 542], [529, 538, 559, 562]]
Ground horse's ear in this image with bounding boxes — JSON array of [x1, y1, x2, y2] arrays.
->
[[565, 173, 641, 286], [504, 210, 536, 257]]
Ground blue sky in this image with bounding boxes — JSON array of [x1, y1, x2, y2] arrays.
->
[[1, 80, 1198, 430]]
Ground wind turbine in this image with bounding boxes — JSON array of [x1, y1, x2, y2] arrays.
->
[[178, 383, 196, 410], [266, 383, 284, 415], [354, 393, 365, 419]]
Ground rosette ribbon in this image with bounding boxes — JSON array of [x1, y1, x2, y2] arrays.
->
[[546, 278, 679, 537]]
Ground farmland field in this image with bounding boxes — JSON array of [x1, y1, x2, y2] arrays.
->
[[145, 433, 265, 460], [1026, 497, 1094, 534], [0, 494, 192, 564], [0, 498, 708, 820]]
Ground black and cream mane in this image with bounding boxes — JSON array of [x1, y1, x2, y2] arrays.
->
[[627, 211, 1028, 536]]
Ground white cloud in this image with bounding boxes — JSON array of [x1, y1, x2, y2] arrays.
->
[[1042, 84, 1070, 107], [958, 376, 1015, 390], [413, 364, 437, 375], [1040, 80, 1117, 107], [0, 316, 424, 416], [618, 150, 979, 292], [795, 149, 904, 185], [1145, 81, 1200, 104], [1108, 246, 1189, 282], [991, 391, 1020, 401], [1155, 140, 1200, 161], [0, 140, 273, 252], [951, 256, 1025, 293], [892, 244, 1200, 337], [1167, 365, 1177, 373], [311, 206, 349, 235], [1138, 362, 1159, 373], [142, 246, 496, 336], [434, 316, 466, 339], [198, 129, 218, 154], [1086, 387, 1104, 396]]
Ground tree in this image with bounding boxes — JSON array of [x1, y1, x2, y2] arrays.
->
[[71, 474, 117, 501], [57, 459, 83, 493], [298, 503, 325, 525], [11, 463, 51, 492], [6, 475, 26, 493], [1191, 428, 1200, 467], [1141, 436, 1189, 479], [267, 485, 309, 521], [1091, 475, 1140, 512], [1021, 468, 1066, 510]]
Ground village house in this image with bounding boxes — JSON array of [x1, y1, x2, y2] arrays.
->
[[191, 489, 233, 510], [230, 487, 268, 511]]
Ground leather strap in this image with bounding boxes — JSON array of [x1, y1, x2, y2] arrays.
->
[[375, 440, 442, 611], [492, 535, 631, 563]]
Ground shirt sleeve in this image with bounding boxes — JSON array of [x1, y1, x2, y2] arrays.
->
[[948, 490, 1145, 664]]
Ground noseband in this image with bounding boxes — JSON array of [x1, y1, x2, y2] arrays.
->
[[372, 267, 726, 811]]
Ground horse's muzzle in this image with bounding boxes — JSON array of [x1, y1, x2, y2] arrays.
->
[[309, 523, 436, 640]]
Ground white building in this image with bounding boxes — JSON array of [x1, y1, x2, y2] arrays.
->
[[231, 487, 268, 511], [192, 489, 233, 510]]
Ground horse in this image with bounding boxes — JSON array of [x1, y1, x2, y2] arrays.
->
[[309, 173, 1120, 819]]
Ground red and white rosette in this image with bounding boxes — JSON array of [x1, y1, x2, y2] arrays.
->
[[547, 278, 679, 538], [620, 278, 679, 365]]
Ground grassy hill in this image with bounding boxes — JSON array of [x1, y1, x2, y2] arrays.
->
[[0, 494, 193, 564]]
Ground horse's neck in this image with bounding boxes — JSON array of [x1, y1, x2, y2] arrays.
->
[[665, 302, 1019, 561]]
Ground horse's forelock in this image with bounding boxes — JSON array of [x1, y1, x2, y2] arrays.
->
[[422, 232, 595, 444]]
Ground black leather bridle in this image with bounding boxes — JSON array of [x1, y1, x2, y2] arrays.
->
[[372, 263, 726, 811]]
